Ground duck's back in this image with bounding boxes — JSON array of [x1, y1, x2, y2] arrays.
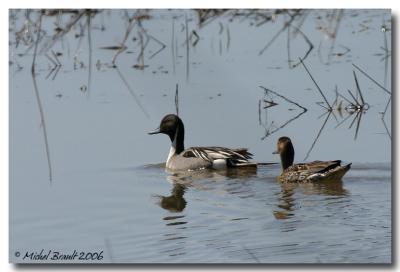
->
[[279, 160, 351, 182], [286, 160, 341, 172], [166, 146, 255, 171], [184, 146, 255, 168]]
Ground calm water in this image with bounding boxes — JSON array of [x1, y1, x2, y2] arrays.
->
[[9, 9, 391, 263]]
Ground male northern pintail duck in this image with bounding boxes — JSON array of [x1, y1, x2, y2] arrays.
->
[[149, 114, 256, 171], [273, 136, 351, 182]]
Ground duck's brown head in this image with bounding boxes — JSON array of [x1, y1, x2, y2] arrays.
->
[[273, 136, 295, 170]]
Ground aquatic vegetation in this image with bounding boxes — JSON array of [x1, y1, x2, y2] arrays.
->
[[9, 9, 391, 180]]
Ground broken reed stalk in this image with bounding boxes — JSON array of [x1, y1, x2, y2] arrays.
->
[[337, 92, 353, 105], [332, 85, 339, 107], [330, 108, 339, 123], [353, 111, 363, 140], [304, 111, 332, 160], [289, 26, 314, 68], [41, 10, 86, 53], [292, 11, 310, 38], [259, 15, 296, 55], [171, 18, 176, 74], [259, 86, 307, 139], [52, 50, 62, 80], [287, 23, 292, 68], [148, 34, 166, 59], [348, 111, 359, 129], [261, 110, 307, 140], [382, 23, 389, 89], [299, 58, 332, 110], [175, 32, 179, 68], [347, 110, 365, 141], [137, 21, 163, 63], [50, 64, 61, 81], [45, 65, 56, 80], [352, 71, 365, 105], [135, 25, 152, 68], [73, 21, 87, 57], [383, 96, 391, 117], [185, 13, 190, 82], [31, 13, 53, 183], [115, 66, 150, 118], [138, 31, 145, 67], [347, 89, 359, 105], [352, 63, 391, 95], [45, 51, 61, 80], [45, 52, 57, 66], [243, 246, 260, 264], [87, 12, 92, 96], [52, 50, 61, 66], [381, 117, 391, 140], [112, 13, 136, 65], [317, 110, 329, 120], [175, 84, 179, 116], [259, 86, 307, 112], [327, 10, 343, 64], [334, 111, 353, 129], [226, 26, 231, 50]]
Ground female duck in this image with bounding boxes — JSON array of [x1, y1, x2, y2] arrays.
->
[[273, 136, 351, 182], [149, 114, 256, 171]]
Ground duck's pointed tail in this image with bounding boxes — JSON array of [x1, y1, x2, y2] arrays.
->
[[230, 161, 278, 168], [323, 163, 352, 180]]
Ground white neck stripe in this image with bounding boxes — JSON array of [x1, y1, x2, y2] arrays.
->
[[166, 127, 178, 165]]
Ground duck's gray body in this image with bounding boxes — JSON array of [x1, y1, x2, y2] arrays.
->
[[167, 147, 254, 171], [150, 114, 255, 171], [166, 151, 211, 171]]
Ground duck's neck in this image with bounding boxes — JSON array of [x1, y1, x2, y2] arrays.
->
[[167, 122, 185, 162], [280, 144, 294, 170]]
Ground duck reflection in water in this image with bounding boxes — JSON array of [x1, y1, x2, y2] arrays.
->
[[273, 179, 349, 220], [155, 167, 258, 212], [157, 183, 187, 213]]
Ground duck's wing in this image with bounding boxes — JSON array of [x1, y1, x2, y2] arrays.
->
[[181, 147, 211, 162], [289, 160, 341, 172], [281, 161, 350, 182], [182, 146, 254, 166]]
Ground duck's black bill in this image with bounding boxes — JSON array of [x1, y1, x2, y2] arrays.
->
[[148, 128, 161, 135], [272, 150, 279, 154]]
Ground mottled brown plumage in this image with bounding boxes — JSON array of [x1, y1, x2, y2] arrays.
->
[[274, 137, 351, 182]]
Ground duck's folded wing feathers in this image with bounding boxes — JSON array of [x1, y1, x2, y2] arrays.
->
[[181, 147, 211, 162], [288, 160, 341, 172], [182, 146, 253, 162], [282, 160, 346, 182]]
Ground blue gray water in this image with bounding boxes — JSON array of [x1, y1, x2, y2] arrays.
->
[[9, 9, 391, 263]]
